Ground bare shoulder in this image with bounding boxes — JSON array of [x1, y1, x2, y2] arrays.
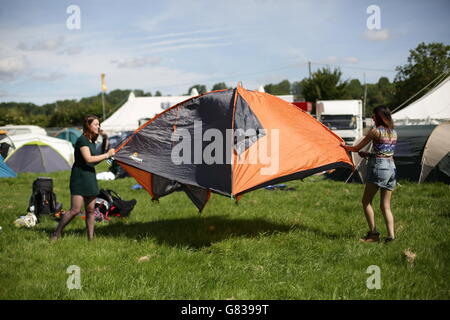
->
[[368, 127, 380, 140]]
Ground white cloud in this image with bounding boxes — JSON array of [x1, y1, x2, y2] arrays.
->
[[344, 57, 359, 64], [363, 29, 391, 41], [30, 72, 65, 82], [17, 35, 66, 52], [111, 56, 162, 68], [0, 56, 27, 81]]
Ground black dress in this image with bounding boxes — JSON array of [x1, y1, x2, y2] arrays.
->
[[69, 135, 99, 196]]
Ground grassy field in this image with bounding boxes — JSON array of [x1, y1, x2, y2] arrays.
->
[[0, 163, 449, 300]]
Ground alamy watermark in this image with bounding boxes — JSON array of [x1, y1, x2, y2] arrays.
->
[[66, 265, 81, 290], [168, 121, 280, 175], [66, 5, 81, 30], [366, 5, 381, 30], [366, 265, 381, 290]]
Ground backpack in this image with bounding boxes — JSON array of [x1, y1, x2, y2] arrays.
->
[[96, 189, 136, 219], [28, 177, 59, 220]]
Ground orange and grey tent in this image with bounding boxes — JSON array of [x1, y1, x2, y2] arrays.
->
[[115, 85, 353, 211]]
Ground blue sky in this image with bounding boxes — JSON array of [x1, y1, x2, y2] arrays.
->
[[0, 0, 449, 105]]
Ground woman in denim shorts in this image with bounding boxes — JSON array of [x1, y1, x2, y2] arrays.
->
[[342, 106, 397, 243]]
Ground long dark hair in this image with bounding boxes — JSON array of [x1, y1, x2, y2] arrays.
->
[[372, 106, 394, 132], [83, 115, 100, 142]]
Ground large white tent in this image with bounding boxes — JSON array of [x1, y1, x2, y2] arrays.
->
[[392, 75, 450, 125], [101, 92, 195, 134]]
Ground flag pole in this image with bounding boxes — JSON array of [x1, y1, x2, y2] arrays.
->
[[101, 73, 107, 120]]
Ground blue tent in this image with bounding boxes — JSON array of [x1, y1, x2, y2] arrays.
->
[[0, 155, 16, 178], [56, 128, 81, 146]]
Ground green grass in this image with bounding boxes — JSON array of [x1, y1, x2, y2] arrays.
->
[[1, 163, 449, 300]]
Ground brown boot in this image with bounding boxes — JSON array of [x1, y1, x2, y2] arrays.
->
[[359, 231, 380, 243]]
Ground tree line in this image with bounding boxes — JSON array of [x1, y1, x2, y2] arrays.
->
[[1, 42, 448, 127]]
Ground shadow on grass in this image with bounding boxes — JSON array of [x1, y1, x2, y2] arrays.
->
[[44, 215, 353, 248]]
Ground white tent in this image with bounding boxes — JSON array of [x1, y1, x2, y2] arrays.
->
[[0, 125, 47, 136], [101, 92, 195, 134], [392, 75, 450, 125], [0, 133, 74, 165]]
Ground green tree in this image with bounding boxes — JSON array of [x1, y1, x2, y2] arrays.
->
[[264, 80, 291, 95], [394, 42, 450, 108], [155, 91, 162, 97], [300, 67, 349, 102], [346, 79, 364, 100], [211, 82, 229, 91]]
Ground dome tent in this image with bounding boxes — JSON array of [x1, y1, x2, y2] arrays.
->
[[114, 85, 353, 211], [5, 141, 71, 173], [0, 133, 74, 165]]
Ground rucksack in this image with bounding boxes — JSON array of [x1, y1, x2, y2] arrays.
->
[[28, 177, 59, 220], [96, 189, 136, 219]]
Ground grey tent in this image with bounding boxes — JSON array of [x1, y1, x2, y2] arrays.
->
[[5, 141, 70, 173]]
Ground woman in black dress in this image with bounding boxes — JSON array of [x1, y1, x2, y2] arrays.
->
[[51, 115, 115, 241]]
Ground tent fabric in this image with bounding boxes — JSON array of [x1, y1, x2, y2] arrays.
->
[[419, 122, 450, 183], [392, 76, 450, 124], [0, 133, 74, 165], [114, 87, 353, 210], [5, 142, 71, 173], [0, 155, 16, 178], [55, 128, 81, 146]]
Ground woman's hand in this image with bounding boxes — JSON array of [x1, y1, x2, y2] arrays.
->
[[107, 148, 115, 158], [358, 151, 369, 158], [340, 142, 353, 152]]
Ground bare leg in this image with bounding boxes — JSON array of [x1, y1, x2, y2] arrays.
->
[[362, 183, 380, 233], [51, 195, 84, 240], [84, 196, 96, 241], [380, 188, 395, 239]]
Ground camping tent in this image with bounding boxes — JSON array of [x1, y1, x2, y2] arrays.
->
[[0, 133, 74, 165], [114, 86, 353, 211], [419, 122, 450, 183], [102, 91, 296, 135], [392, 75, 450, 125], [0, 125, 47, 136], [0, 155, 16, 178], [5, 141, 71, 173], [55, 128, 81, 146]]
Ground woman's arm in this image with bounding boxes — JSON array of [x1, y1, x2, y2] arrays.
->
[[341, 127, 378, 153], [80, 146, 115, 164]]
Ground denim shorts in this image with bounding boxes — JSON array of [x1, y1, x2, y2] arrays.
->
[[366, 157, 397, 190]]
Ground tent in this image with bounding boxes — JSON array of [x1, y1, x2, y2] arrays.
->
[[5, 141, 71, 173], [55, 128, 81, 146], [114, 86, 353, 211], [0, 125, 47, 136], [0, 133, 74, 165], [0, 155, 16, 178], [392, 75, 450, 125], [419, 122, 450, 183], [102, 91, 296, 135]]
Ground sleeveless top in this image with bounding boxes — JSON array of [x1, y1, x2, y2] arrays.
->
[[373, 126, 397, 157]]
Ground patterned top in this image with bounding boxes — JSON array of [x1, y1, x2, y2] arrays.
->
[[373, 126, 397, 157]]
